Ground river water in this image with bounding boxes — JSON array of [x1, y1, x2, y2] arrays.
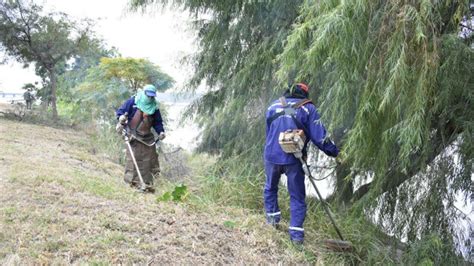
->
[[156, 93, 200, 151]]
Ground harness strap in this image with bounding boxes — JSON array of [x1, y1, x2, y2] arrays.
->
[[267, 98, 312, 125], [294, 99, 312, 109], [130, 134, 157, 147], [135, 117, 144, 132], [130, 109, 155, 136]]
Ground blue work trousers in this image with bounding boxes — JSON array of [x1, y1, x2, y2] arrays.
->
[[264, 161, 306, 242]]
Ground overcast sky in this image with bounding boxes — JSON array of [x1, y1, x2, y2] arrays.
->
[[0, 0, 195, 92]]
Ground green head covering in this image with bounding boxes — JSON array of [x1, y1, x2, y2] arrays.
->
[[135, 85, 157, 115]]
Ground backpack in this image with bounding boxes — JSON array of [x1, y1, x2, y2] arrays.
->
[[268, 97, 313, 157]]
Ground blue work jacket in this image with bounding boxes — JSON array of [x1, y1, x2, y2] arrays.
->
[[116, 97, 165, 134], [264, 97, 338, 165]]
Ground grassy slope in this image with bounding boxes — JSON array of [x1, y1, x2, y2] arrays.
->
[[0, 118, 324, 265]]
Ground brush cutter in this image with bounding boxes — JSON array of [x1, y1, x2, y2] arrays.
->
[[119, 112, 156, 193], [298, 155, 353, 252], [279, 129, 353, 252], [122, 129, 149, 192]]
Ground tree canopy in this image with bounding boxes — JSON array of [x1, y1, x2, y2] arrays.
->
[[59, 56, 174, 124], [278, 2, 472, 253], [21, 82, 36, 90], [132, 0, 304, 171], [0, 0, 92, 119], [98, 57, 174, 93], [131, 0, 473, 262]]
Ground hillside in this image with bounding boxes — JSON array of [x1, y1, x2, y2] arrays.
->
[[0, 117, 311, 264]]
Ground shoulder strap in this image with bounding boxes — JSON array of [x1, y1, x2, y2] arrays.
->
[[293, 99, 312, 109], [130, 109, 145, 131], [267, 98, 312, 125], [288, 100, 312, 155]]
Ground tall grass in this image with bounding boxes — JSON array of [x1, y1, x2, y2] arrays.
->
[[89, 123, 125, 164], [190, 157, 265, 209], [55, 100, 125, 164], [190, 154, 469, 264]]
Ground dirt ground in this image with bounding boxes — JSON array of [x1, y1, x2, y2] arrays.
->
[[0, 117, 309, 264]]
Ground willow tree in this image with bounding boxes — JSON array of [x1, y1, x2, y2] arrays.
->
[[130, 0, 304, 172], [130, 0, 472, 259], [278, 0, 472, 261]]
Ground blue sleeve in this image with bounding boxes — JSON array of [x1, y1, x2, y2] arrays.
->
[[116, 97, 134, 120], [304, 104, 339, 157], [153, 108, 165, 134], [265, 108, 272, 136]]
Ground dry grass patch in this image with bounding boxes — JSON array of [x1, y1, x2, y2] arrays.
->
[[0, 118, 317, 264]]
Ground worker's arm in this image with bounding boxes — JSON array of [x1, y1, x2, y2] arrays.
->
[[304, 104, 339, 157], [116, 97, 134, 120]]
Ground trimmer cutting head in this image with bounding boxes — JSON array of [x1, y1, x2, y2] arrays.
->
[[323, 239, 354, 253]]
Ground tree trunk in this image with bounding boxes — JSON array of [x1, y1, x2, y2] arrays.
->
[[334, 162, 353, 204], [332, 127, 353, 204], [49, 70, 58, 120]]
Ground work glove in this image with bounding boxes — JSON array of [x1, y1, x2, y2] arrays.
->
[[118, 114, 128, 125], [115, 122, 124, 135], [158, 132, 166, 141], [335, 151, 345, 165]]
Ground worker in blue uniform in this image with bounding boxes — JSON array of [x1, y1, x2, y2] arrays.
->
[[263, 83, 339, 245]]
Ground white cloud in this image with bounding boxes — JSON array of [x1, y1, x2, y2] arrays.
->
[[0, 62, 41, 92]]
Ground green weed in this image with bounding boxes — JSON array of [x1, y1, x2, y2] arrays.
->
[[223, 220, 237, 228], [156, 183, 188, 202]]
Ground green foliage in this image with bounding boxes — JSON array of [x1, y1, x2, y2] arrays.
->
[[191, 161, 265, 209], [90, 123, 125, 164], [72, 75, 129, 122], [54, 48, 174, 165], [191, 162, 396, 264], [98, 57, 174, 92], [402, 233, 460, 265], [57, 37, 119, 102], [131, 0, 303, 170], [222, 220, 236, 228], [57, 56, 173, 125], [278, 0, 472, 260], [134, 0, 472, 262], [21, 83, 37, 91], [0, 0, 94, 119], [156, 184, 188, 202], [279, 0, 472, 176]]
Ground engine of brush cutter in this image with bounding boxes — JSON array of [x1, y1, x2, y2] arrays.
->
[[278, 129, 306, 157]]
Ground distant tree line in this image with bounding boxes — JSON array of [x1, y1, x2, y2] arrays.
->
[[0, 0, 174, 123]]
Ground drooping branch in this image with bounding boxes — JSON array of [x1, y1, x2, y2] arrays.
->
[[352, 121, 463, 202]]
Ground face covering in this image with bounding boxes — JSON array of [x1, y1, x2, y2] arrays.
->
[[134, 90, 157, 115]]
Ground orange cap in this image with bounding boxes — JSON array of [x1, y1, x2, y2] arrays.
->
[[296, 83, 309, 93]]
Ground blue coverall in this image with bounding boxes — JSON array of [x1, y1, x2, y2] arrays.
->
[[263, 97, 338, 242]]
